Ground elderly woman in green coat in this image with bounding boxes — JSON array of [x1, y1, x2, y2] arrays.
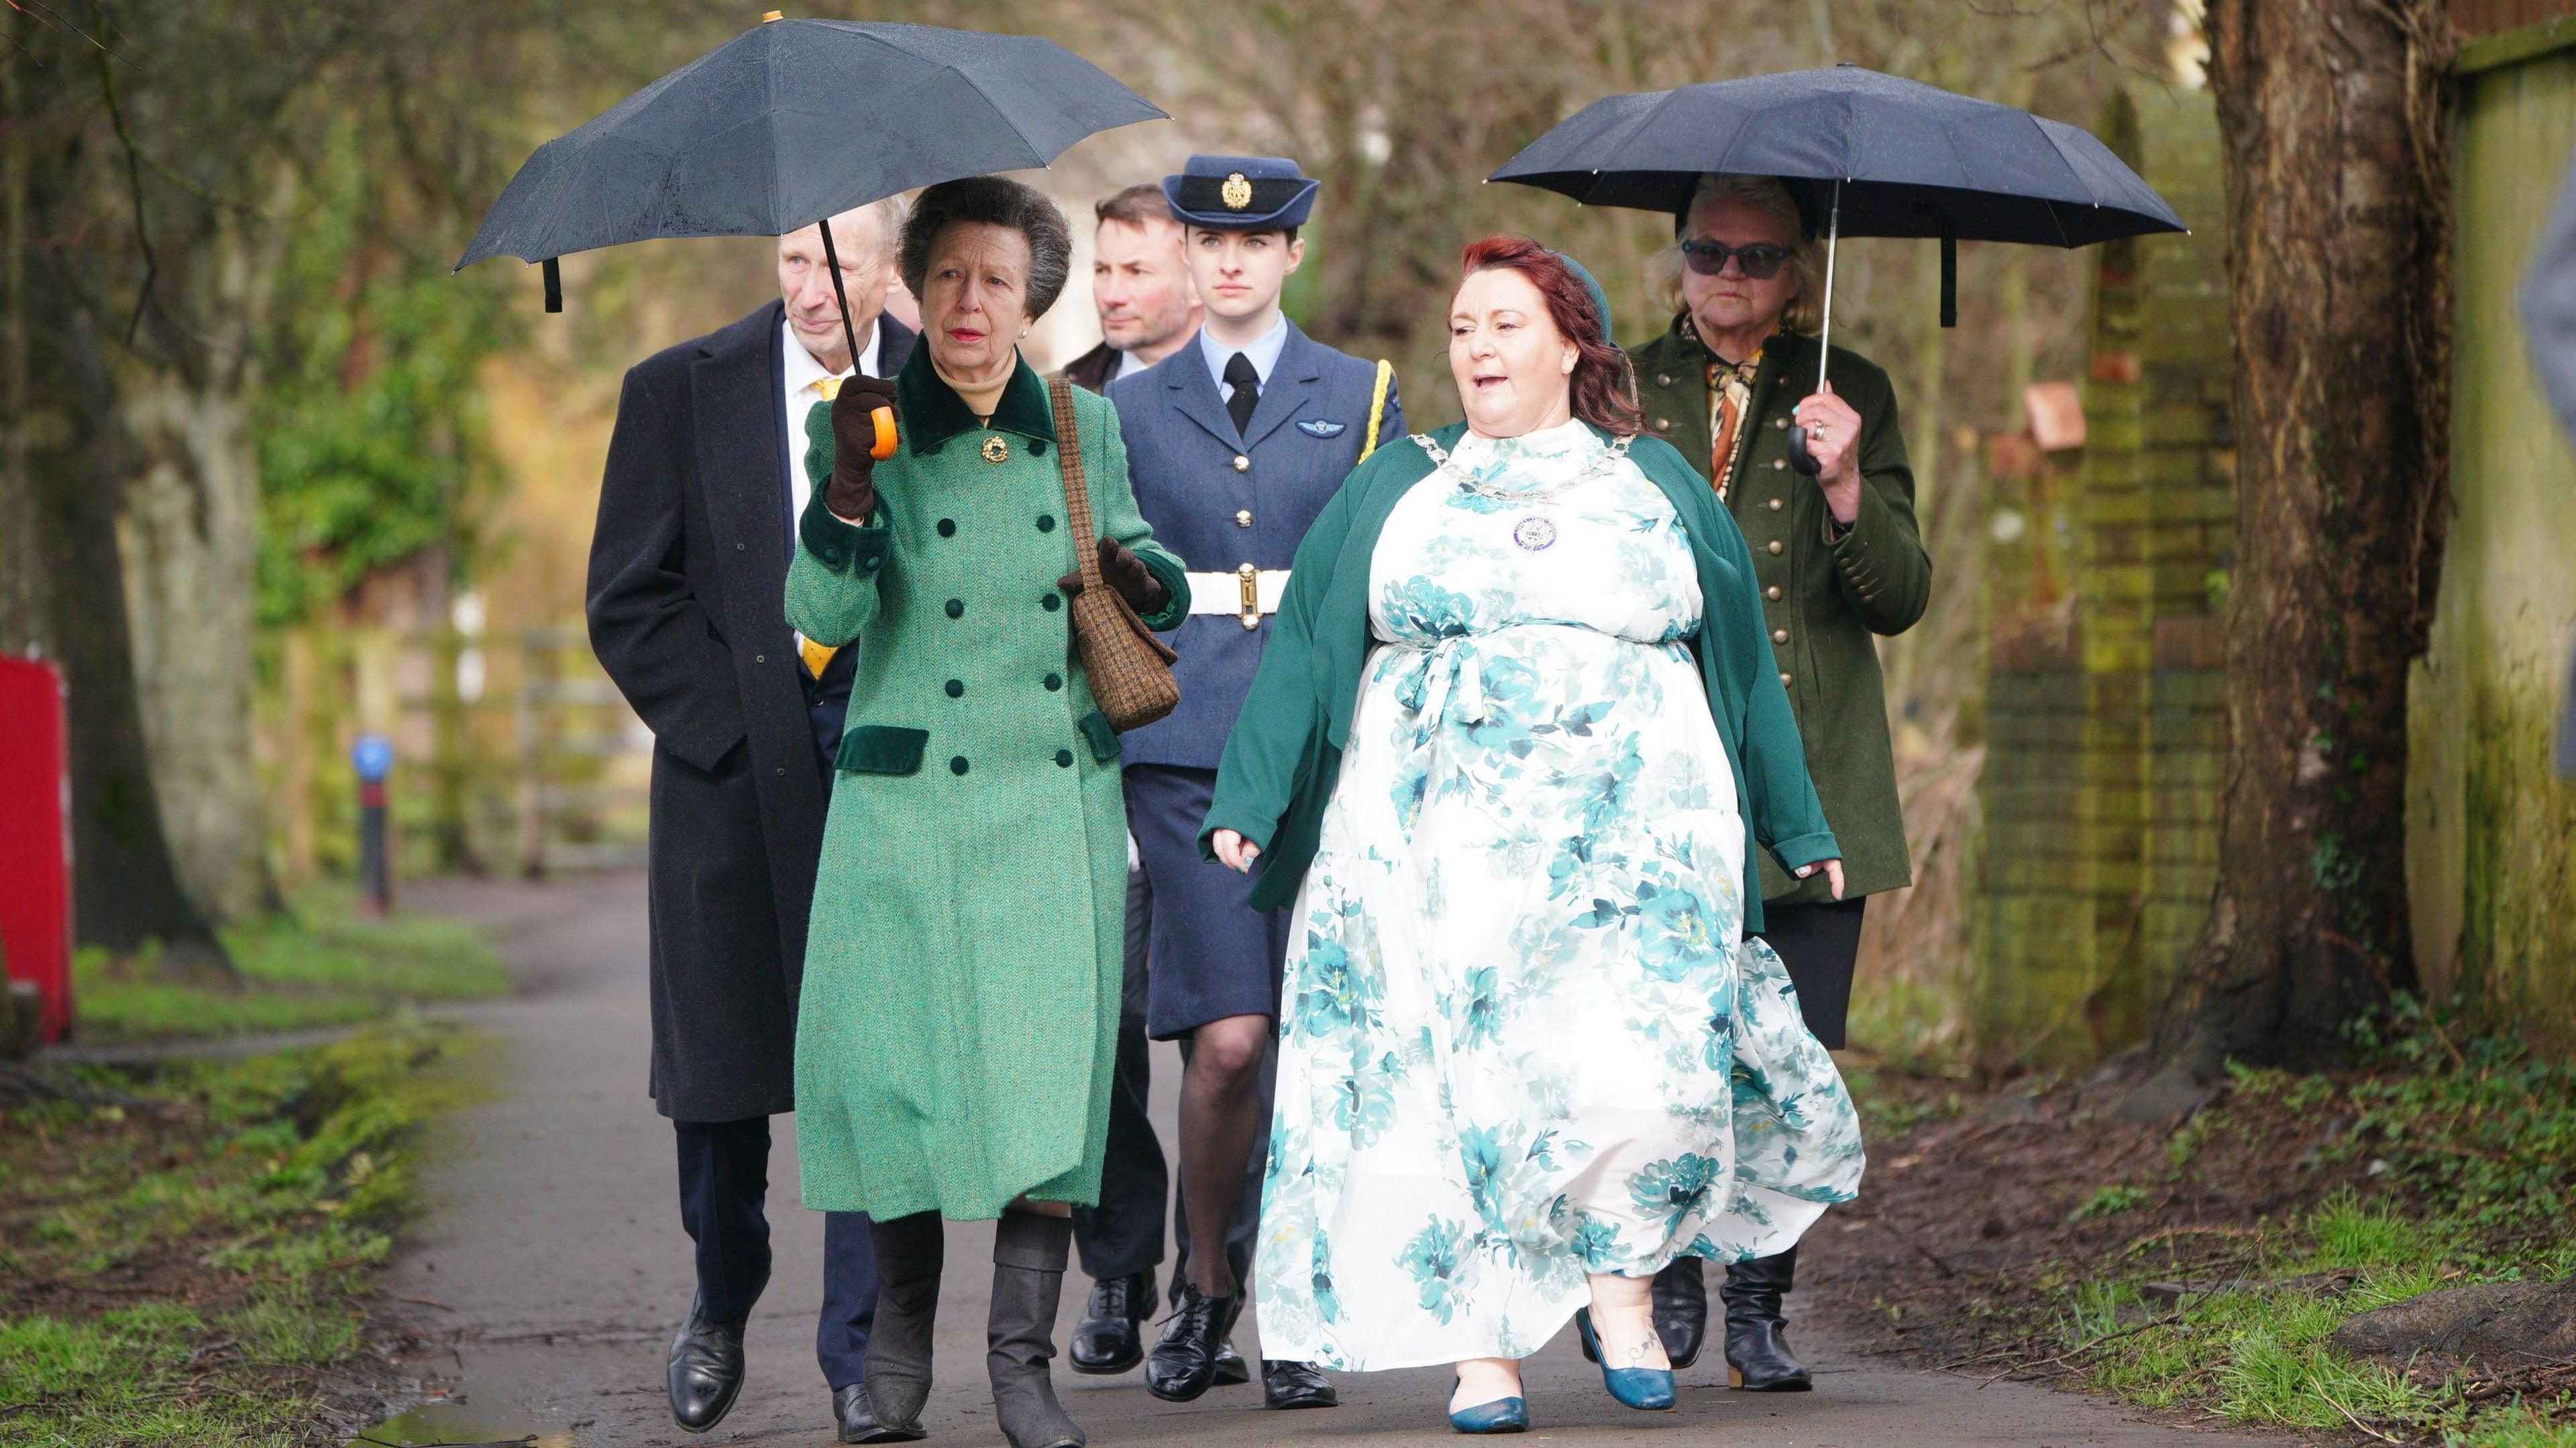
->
[[1625, 173, 1932, 1393], [788, 176, 1187, 1448]]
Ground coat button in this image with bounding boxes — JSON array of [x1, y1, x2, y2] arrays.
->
[[1766, 585, 1782, 601], [1232, 454, 1250, 473], [1236, 509, 1253, 528], [945, 679, 965, 698], [1780, 672, 1793, 687], [1772, 457, 1788, 471], [1030, 438, 1049, 456], [1037, 514, 1056, 532], [1772, 628, 1789, 645], [1055, 749, 1074, 768], [950, 756, 970, 775], [1042, 594, 1062, 612], [938, 518, 957, 537], [1655, 417, 1671, 431], [946, 598, 965, 618], [1773, 415, 1788, 429], [755, 653, 765, 663], [1768, 497, 1784, 511], [1044, 673, 1063, 691], [1767, 540, 1784, 555], [1656, 373, 1672, 386], [735, 541, 746, 551]]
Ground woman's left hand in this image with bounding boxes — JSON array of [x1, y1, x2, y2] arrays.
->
[[1791, 383, 1864, 524], [1792, 858, 1847, 900], [1057, 536, 1164, 612]]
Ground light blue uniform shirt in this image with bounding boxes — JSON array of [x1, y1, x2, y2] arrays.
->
[[1199, 314, 1291, 406]]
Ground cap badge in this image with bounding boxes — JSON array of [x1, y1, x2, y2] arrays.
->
[[1220, 172, 1252, 210]]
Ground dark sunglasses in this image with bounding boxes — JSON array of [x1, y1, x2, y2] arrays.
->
[[1679, 239, 1792, 280]]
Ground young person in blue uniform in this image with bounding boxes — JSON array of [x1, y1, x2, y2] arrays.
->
[[1105, 154, 1400, 1411]]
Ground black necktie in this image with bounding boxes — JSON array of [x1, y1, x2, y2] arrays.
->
[[1224, 351, 1260, 437]]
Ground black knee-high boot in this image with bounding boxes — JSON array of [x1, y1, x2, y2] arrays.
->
[[1721, 1247, 1811, 1391], [863, 1211, 945, 1440], [989, 1210, 1083, 1448]]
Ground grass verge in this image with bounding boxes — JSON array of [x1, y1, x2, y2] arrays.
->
[[0, 1019, 476, 1445], [72, 887, 509, 1043], [1821, 1001, 2576, 1445]]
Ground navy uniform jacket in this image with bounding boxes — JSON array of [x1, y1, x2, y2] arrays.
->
[[1108, 321, 1400, 769]]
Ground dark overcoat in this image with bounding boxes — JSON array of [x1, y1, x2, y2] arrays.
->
[[586, 298, 914, 1122], [1108, 323, 1399, 769], [1628, 317, 1929, 904]]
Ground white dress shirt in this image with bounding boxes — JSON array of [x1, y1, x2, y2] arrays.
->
[[781, 313, 883, 522]]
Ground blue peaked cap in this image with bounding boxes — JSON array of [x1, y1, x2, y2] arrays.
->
[[1163, 154, 1319, 231]]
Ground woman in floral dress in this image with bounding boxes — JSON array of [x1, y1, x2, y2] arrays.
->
[[1202, 237, 1865, 1431]]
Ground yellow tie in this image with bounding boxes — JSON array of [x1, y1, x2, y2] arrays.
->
[[800, 374, 845, 679]]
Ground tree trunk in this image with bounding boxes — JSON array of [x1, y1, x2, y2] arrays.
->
[[2143, 0, 2453, 1087], [3, 19, 229, 977]]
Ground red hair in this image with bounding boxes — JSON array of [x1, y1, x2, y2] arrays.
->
[[1458, 235, 1644, 436]]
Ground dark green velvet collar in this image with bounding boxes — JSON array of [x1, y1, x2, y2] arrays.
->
[[896, 343, 1054, 455]]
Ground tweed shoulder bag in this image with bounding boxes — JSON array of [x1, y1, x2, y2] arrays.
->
[[1048, 375, 1179, 732]]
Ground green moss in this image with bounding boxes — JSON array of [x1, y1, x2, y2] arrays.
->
[[0, 1021, 477, 1445], [73, 889, 508, 1043]]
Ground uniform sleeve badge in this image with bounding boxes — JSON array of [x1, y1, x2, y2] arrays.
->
[[1297, 419, 1348, 438]]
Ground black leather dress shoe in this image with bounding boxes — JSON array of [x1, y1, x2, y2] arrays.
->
[[1262, 1359, 1338, 1409], [1143, 1282, 1241, 1402], [1071, 1270, 1152, 1375], [1213, 1337, 1251, 1386], [1721, 1249, 1811, 1391], [835, 1382, 904, 1443], [1650, 1258, 1709, 1370], [667, 1294, 747, 1433]]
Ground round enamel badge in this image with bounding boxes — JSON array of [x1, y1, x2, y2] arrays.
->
[[1512, 516, 1558, 552]]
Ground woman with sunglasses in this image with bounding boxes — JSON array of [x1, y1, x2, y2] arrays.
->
[[1625, 173, 1931, 1393]]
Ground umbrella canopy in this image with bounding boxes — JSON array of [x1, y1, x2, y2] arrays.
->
[[1489, 64, 2182, 247], [455, 17, 1165, 273]]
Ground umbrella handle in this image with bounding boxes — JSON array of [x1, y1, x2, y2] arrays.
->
[[817, 215, 864, 373], [1788, 424, 1822, 476]]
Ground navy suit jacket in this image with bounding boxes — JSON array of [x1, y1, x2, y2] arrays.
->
[[1109, 321, 1401, 769]]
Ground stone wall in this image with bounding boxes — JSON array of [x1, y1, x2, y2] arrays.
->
[[1974, 85, 2233, 1073]]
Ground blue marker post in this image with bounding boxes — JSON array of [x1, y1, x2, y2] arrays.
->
[[354, 732, 394, 917]]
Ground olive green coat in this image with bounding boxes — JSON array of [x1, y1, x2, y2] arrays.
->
[[786, 349, 1188, 1221], [1628, 317, 1929, 904]]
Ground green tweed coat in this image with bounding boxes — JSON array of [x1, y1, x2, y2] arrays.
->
[[786, 347, 1188, 1221], [1628, 317, 1930, 904]]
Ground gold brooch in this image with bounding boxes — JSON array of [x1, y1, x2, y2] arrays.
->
[[980, 435, 1010, 463], [1220, 172, 1252, 211]]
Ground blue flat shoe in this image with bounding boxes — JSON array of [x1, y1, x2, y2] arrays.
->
[[1574, 1308, 1676, 1411], [1448, 1380, 1529, 1434]]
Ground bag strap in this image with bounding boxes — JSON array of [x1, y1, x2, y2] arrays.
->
[[1360, 359, 1395, 461], [1047, 375, 1106, 592]]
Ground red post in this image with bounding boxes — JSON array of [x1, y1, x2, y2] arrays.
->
[[0, 656, 73, 1042]]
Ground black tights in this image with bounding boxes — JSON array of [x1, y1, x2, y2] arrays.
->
[[1177, 1013, 1270, 1298]]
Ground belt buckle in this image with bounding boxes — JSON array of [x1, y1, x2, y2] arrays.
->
[[1236, 563, 1260, 631]]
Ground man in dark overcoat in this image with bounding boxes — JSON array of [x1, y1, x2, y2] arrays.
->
[[587, 201, 914, 1442], [1108, 154, 1399, 1412]]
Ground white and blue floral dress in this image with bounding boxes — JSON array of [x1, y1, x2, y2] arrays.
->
[[1253, 420, 1865, 1372]]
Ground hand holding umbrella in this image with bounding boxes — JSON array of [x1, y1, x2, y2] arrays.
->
[[824, 376, 902, 524]]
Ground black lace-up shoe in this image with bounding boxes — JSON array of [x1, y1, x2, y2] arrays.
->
[[1070, 1270, 1152, 1375], [1143, 1282, 1242, 1402]]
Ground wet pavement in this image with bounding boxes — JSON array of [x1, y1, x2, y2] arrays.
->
[[374, 871, 2296, 1447]]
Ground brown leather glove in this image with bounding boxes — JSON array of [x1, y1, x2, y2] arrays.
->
[[1057, 536, 1165, 613], [824, 376, 902, 523]]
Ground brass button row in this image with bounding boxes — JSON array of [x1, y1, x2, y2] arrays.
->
[[1232, 454, 1250, 474]]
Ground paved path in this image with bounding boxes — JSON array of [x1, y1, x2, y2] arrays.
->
[[375, 872, 2292, 1447]]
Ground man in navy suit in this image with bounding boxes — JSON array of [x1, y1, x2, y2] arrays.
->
[[588, 201, 914, 1442], [1106, 154, 1401, 1411]]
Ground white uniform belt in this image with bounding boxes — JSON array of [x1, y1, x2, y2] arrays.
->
[[1185, 567, 1290, 628]]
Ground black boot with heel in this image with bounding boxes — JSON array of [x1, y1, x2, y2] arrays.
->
[[1721, 1248, 1811, 1392]]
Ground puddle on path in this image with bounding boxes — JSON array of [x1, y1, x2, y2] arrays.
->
[[349, 1402, 576, 1448]]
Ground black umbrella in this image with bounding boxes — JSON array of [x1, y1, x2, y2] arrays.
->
[[456, 15, 1165, 366], [1490, 64, 2184, 472]]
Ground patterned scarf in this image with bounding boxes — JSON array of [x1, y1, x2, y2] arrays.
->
[[1688, 319, 1761, 501]]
